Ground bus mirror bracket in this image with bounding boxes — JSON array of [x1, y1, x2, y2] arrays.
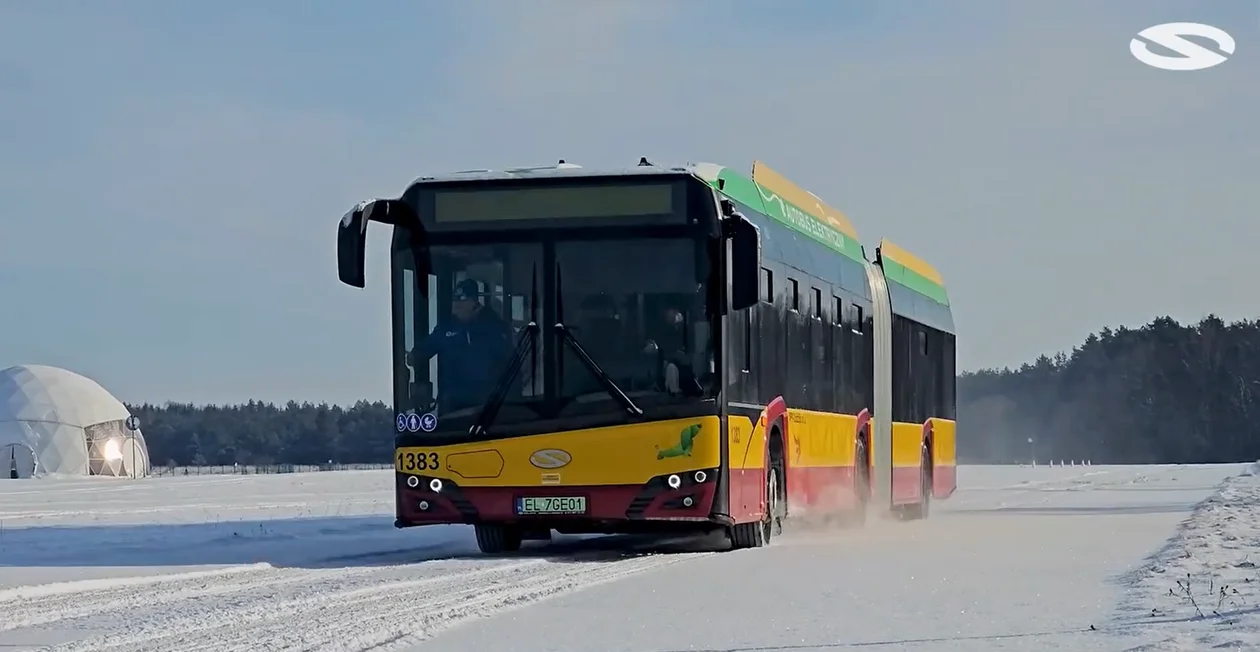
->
[[337, 199, 420, 289], [727, 212, 760, 312]]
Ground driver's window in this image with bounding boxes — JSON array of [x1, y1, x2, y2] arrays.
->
[[425, 243, 544, 413], [402, 269, 415, 373], [426, 273, 439, 399], [510, 296, 527, 325], [401, 269, 438, 413]]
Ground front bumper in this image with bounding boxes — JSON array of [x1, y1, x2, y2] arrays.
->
[[394, 469, 719, 526]]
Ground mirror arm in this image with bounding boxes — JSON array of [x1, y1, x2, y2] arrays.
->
[[720, 211, 745, 239]]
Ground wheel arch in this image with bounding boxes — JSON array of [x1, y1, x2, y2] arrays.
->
[[763, 396, 788, 516], [856, 407, 872, 464]]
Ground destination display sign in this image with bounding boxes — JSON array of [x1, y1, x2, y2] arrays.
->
[[432, 182, 675, 223]]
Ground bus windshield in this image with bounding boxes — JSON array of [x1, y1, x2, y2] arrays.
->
[[394, 231, 716, 435]]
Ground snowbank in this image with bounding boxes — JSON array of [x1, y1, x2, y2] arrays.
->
[[1117, 464, 1260, 651]]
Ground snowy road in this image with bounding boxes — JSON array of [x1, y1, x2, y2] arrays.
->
[[1, 465, 1256, 652]]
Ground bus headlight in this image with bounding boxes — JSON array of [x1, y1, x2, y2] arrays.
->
[[406, 475, 420, 488], [429, 478, 443, 492], [693, 470, 707, 484], [667, 474, 682, 489]]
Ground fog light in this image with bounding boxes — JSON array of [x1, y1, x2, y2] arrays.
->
[[418, 500, 430, 511], [406, 475, 419, 488], [693, 470, 707, 483], [667, 474, 681, 489], [682, 496, 694, 507], [429, 478, 443, 492]]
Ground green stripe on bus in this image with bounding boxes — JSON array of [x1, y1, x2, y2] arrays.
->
[[696, 166, 866, 264], [880, 257, 949, 306]]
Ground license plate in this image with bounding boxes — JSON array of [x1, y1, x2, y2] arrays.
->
[[516, 496, 586, 515]]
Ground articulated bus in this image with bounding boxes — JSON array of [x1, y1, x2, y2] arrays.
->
[[336, 158, 956, 553]]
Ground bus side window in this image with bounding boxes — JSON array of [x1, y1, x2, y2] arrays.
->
[[759, 267, 773, 303], [851, 304, 864, 334]]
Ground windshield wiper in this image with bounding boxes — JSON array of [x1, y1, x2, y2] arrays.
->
[[468, 324, 537, 436], [554, 323, 643, 418], [554, 267, 643, 418], [468, 265, 540, 437]]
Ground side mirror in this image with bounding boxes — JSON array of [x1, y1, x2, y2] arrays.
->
[[338, 202, 371, 288], [728, 213, 761, 311], [338, 199, 422, 289]]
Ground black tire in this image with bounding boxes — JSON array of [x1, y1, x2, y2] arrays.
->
[[765, 464, 783, 539], [896, 444, 932, 521], [729, 465, 778, 549], [918, 444, 933, 519], [474, 524, 523, 554], [728, 519, 765, 549], [848, 437, 870, 527]]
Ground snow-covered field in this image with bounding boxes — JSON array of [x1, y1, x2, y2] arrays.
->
[[0, 464, 1256, 651]]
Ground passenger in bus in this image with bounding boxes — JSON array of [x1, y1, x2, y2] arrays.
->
[[644, 306, 686, 357], [643, 305, 701, 396], [406, 278, 514, 412]]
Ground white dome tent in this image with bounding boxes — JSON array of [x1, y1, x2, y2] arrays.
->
[[0, 365, 150, 478]]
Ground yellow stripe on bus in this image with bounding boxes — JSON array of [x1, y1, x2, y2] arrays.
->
[[877, 239, 945, 286], [751, 161, 860, 240], [396, 416, 721, 487]]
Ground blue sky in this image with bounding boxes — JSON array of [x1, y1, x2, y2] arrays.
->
[[1, 1, 1256, 405]]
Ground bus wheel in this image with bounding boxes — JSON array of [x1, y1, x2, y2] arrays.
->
[[475, 524, 523, 554], [845, 437, 870, 528], [728, 466, 777, 550], [766, 464, 784, 539], [918, 444, 933, 519], [896, 444, 932, 521]]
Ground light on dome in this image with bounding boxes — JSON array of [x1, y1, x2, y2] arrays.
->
[[102, 438, 123, 461]]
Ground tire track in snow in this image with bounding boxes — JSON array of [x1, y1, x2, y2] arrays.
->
[[37, 549, 704, 652], [2, 498, 388, 522], [1, 561, 494, 634], [0, 563, 272, 606], [326, 553, 699, 652]]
